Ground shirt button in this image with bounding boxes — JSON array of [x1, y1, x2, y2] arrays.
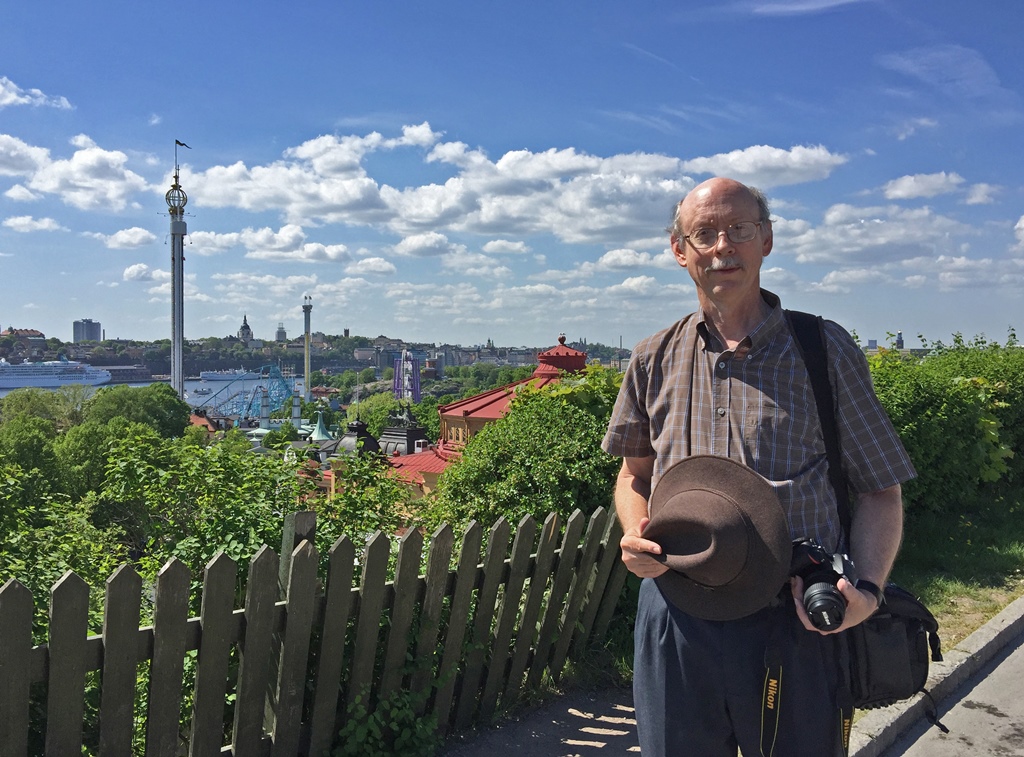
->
[[718, 361, 726, 369], [717, 407, 726, 416]]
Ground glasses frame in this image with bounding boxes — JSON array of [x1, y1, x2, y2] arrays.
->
[[682, 221, 763, 251]]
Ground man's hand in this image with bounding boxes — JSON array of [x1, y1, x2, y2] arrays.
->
[[620, 516, 670, 578], [791, 575, 879, 634]]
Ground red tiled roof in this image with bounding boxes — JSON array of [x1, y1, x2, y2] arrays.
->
[[438, 378, 557, 420]]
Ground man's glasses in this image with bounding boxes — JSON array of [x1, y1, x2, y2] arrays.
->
[[682, 222, 762, 251]]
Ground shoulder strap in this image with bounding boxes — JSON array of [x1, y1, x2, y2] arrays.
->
[[784, 310, 852, 544]]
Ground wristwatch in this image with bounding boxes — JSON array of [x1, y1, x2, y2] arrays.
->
[[856, 579, 885, 609]]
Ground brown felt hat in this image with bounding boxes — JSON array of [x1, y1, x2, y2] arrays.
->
[[645, 455, 790, 621]]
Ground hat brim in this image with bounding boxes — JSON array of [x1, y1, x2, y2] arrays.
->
[[645, 455, 790, 621]]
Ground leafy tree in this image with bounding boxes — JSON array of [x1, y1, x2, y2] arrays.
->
[[85, 382, 191, 437], [263, 421, 299, 449], [348, 393, 403, 439], [52, 420, 120, 500], [382, 366, 395, 382], [0, 387, 63, 426], [422, 391, 619, 532], [358, 366, 378, 384], [0, 415, 58, 479]]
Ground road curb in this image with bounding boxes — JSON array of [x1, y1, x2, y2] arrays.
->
[[850, 591, 1024, 756]]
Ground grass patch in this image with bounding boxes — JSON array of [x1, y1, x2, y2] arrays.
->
[[891, 485, 1024, 647]]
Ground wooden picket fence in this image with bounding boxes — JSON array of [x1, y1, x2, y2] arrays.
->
[[0, 507, 627, 756]]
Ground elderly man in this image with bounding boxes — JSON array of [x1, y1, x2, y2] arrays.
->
[[602, 178, 916, 756]]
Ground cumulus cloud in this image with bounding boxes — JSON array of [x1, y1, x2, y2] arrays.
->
[[0, 76, 72, 110], [3, 184, 40, 201], [0, 135, 50, 177], [394, 232, 456, 257], [964, 183, 998, 205], [483, 239, 530, 255], [681, 145, 848, 188], [894, 117, 938, 141], [1014, 215, 1024, 252], [346, 257, 397, 275], [84, 227, 157, 249], [781, 203, 967, 264], [123, 263, 156, 281], [246, 242, 350, 263], [2, 215, 66, 232], [882, 172, 964, 200]]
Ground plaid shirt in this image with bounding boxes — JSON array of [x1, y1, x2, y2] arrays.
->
[[602, 290, 916, 550]]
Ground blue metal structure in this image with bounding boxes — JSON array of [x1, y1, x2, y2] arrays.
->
[[193, 365, 293, 419]]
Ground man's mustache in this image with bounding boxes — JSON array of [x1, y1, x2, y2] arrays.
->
[[704, 258, 742, 273]]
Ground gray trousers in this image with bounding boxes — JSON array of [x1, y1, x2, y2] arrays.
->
[[633, 578, 847, 757]]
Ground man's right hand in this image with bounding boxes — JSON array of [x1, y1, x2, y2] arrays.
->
[[620, 517, 670, 578]]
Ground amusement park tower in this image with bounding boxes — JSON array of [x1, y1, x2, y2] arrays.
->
[[302, 294, 312, 401], [165, 142, 189, 398]]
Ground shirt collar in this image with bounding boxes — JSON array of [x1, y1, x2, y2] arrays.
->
[[696, 289, 785, 353]]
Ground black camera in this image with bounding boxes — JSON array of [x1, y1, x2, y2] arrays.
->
[[790, 539, 857, 631]]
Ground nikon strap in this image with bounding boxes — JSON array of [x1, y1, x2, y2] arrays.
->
[[782, 310, 855, 756]]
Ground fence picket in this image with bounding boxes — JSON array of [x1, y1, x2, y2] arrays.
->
[[548, 508, 609, 678], [306, 536, 356, 757], [479, 515, 537, 721], [231, 546, 280, 756], [454, 518, 511, 730], [410, 524, 454, 715], [572, 511, 625, 658], [432, 521, 482, 735], [45, 571, 90, 756], [379, 528, 424, 701], [271, 540, 319, 757], [145, 558, 191, 757], [0, 580, 33, 757], [503, 512, 560, 705], [98, 564, 142, 755], [526, 510, 585, 690], [188, 552, 237, 757], [3, 508, 628, 757], [346, 532, 391, 710]]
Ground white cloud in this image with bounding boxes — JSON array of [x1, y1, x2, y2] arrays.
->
[[483, 239, 530, 255], [123, 263, 155, 281], [0, 135, 50, 177], [394, 232, 455, 257], [0, 76, 72, 110], [749, 0, 869, 15], [3, 184, 40, 201], [1014, 215, 1024, 253], [246, 242, 350, 263], [894, 117, 938, 141], [24, 136, 150, 211], [781, 203, 967, 264], [84, 227, 157, 249], [346, 257, 397, 275], [882, 172, 964, 199], [681, 145, 848, 188], [2, 215, 67, 232], [964, 183, 997, 205]]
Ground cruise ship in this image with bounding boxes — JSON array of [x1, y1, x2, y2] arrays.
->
[[199, 368, 262, 381], [0, 358, 112, 389]]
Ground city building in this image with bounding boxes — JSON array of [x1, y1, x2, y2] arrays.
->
[[73, 319, 102, 343], [237, 315, 254, 344]]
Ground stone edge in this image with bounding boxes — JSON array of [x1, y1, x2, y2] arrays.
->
[[849, 591, 1024, 756]]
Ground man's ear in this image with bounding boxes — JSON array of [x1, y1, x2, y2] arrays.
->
[[671, 238, 688, 268], [761, 223, 773, 258]]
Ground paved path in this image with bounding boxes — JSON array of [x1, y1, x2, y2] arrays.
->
[[440, 593, 1024, 757], [879, 630, 1024, 756]]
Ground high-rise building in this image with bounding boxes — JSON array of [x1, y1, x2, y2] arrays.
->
[[73, 319, 102, 343], [275, 322, 288, 342]]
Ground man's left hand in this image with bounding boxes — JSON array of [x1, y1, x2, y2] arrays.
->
[[791, 575, 880, 635]]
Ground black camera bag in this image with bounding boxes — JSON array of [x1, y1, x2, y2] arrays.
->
[[786, 311, 944, 715], [844, 583, 943, 709]]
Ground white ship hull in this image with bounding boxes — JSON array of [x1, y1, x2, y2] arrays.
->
[[0, 360, 112, 389]]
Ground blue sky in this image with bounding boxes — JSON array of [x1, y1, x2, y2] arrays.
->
[[1, 0, 1021, 350]]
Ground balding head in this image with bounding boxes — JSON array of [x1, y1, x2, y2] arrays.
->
[[670, 179, 771, 241]]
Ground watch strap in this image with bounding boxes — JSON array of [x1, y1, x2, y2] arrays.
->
[[856, 579, 884, 608]]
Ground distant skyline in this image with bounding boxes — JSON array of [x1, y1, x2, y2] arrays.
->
[[1, 1, 1022, 350]]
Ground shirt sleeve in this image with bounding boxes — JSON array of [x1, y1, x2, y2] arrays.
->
[[824, 321, 917, 493], [602, 344, 655, 458]]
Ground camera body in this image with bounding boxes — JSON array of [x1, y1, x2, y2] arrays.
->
[[790, 539, 857, 631]]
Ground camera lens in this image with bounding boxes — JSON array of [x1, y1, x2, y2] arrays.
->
[[804, 580, 846, 631]]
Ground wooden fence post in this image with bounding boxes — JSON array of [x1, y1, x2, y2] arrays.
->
[[98, 564, 143, 755], [145, 558, 191, 757], [0, 579, 33, 757], [45, 571, 90, 756]]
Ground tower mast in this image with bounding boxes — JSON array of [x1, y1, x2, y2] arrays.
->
[[165, 143, 188, 398]]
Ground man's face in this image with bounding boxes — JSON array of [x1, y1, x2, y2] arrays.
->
[[672, 180, 773, 305]]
